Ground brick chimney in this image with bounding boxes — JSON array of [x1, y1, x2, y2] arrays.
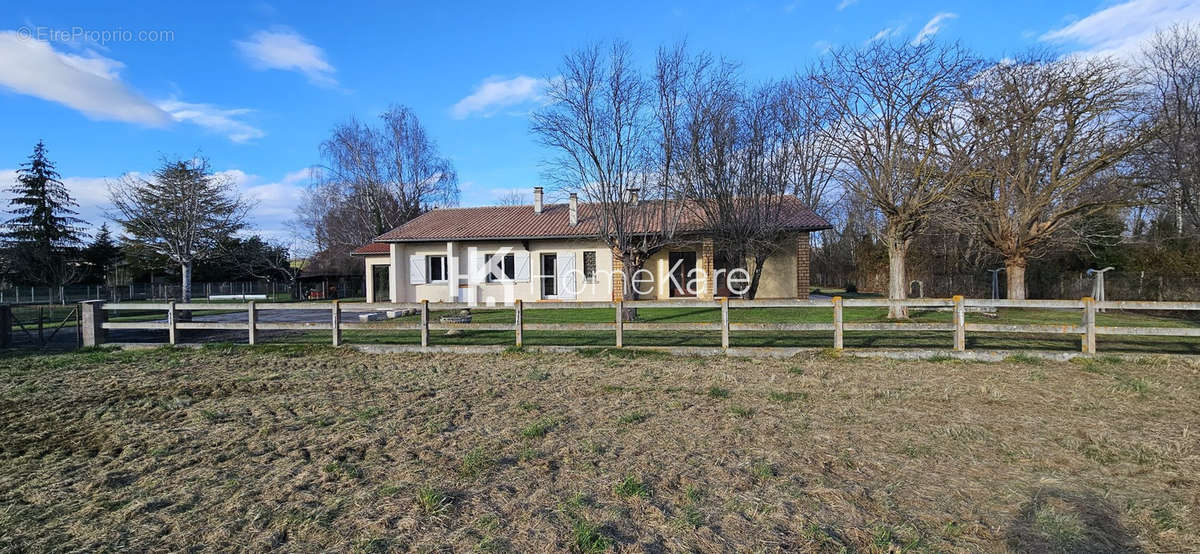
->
[[569, 193, 578, 226], [627, 187, 639, 206], [533, 186, 544, 214]]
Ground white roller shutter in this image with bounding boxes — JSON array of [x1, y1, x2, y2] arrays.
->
[[513, 251, 531, 282], [556, 252, 577, 300], [409, 255, 426, 285]]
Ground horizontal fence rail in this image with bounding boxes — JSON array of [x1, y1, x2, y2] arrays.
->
[[71, 296, 1200, 355]]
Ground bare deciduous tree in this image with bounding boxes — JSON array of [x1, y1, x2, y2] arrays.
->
[[953, 55, 1146, 299], [779, 72, 843, 220], [1140, 23, 1200, 234], [109, 156, 250, 303], [815, 39, 981, 317], [532, 42, 685, 313], [298, 105, 458, 269], [669, 48, 802, 298]]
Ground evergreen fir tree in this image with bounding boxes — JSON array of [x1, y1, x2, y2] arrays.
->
[[3, 141, 87, 286], [82, 223, 123, 284]]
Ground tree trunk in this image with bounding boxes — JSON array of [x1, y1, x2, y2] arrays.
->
[[746, 253, 768, 300], [181, 261, 193, 303], [886, 240, 909, 319], [621, 254, 639, 321], [1005, 257, 1027, 300]]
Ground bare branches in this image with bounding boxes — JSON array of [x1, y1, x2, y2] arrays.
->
[[1139, 23, 1200, 233], [814, 39, 981, 316], [952, 54, 1147, 298], [300, 105, 458, 269], [532, 41, 685, 300]]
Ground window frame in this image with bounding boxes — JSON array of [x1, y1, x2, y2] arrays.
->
[[583, 250, 597, 284], [426, 255, 448, 283], [484, 253, 516, 283]]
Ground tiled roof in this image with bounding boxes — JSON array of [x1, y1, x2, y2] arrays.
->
[[370, 196, 831, 243], [351, 242, 390, 256]]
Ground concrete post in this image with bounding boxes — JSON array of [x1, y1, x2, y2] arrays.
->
[[953, 295, 966, 352], [80, 300, 105, 347], [832, 296, 844, 350], [514, 299, 523, 347], [331, 300, 341, 347], [420, 299, 429, 347], [720, 297, 729, 349], [615, 300, 624, 348], [1082, 297, 1096, 354], [167, 301, 177, 345], [248, 301, 257, 345]]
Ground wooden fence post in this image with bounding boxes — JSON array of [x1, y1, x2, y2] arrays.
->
[[248, 301, 257, 345], [420, 299, 429, 347], [167, 301, 177, 345], [720, 297, 730, 350], [514, 299, 523, 347], [953, 295, 965, 352], [615, 300, 624, 348], [80, 300, 105, 347], [1082, 297, 1096, 355], [832, 296, 844, 350], [0, 305, 10, 348], [331, 300, 341, 346]]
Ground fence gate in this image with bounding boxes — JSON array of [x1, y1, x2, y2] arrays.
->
[[6, 305, 82, 349]]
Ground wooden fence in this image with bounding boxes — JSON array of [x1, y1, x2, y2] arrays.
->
[[76, 296, 1200, 355]]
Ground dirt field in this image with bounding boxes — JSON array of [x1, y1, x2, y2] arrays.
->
[[1, 346, 1197, 553]]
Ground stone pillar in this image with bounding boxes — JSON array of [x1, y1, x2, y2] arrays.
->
[[81, 300, 106, 347], [700, 238, 715, 300], [795, 232, 811, 299], [611, 249, 625, 302]]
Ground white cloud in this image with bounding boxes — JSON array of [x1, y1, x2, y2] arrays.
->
[[0, 30, 263, 143], [234, 28, 337, 86], [0, 31, 171, 126], [868, 24, 905, 43], [451, 75, 553, 119], [1040, 0, 1200, 58], [913, 12, 957, 45], [157, 99, 265, 143], [836, 0, 858, 10]]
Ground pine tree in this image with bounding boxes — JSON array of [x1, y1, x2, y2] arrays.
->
[[2, 141, 86, 287], [82, 223, 123, 284]]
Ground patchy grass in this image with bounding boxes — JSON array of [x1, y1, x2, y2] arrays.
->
[[0, 346, 1197, 552]]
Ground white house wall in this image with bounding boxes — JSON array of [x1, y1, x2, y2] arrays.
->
[[371, 239, 614, 304]]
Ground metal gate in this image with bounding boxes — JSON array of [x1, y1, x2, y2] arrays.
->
[[5, 305, 82, 349]]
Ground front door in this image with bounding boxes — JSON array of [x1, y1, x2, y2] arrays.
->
[[541, 253, 557, 299], [669, 251, 697, 297]]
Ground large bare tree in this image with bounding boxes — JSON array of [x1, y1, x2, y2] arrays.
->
[[298, 105, 458, 267], [815, 39, 981, 317], [109, 157, 250, 303], [669, 48, 803, 298], [531, 42, 685, 311], [953, 55, 1146, 299], [1140, 23, 1200, 234]]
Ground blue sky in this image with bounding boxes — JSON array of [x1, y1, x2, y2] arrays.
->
[[2, 0, 1197, 245]]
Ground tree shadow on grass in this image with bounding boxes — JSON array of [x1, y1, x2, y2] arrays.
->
[[1005, 488, 1141, 553]]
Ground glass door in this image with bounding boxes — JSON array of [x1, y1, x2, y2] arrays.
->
[[540, 253, 557, 298]]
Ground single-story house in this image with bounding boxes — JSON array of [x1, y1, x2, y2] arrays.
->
[[352, 187, 830, 304]]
